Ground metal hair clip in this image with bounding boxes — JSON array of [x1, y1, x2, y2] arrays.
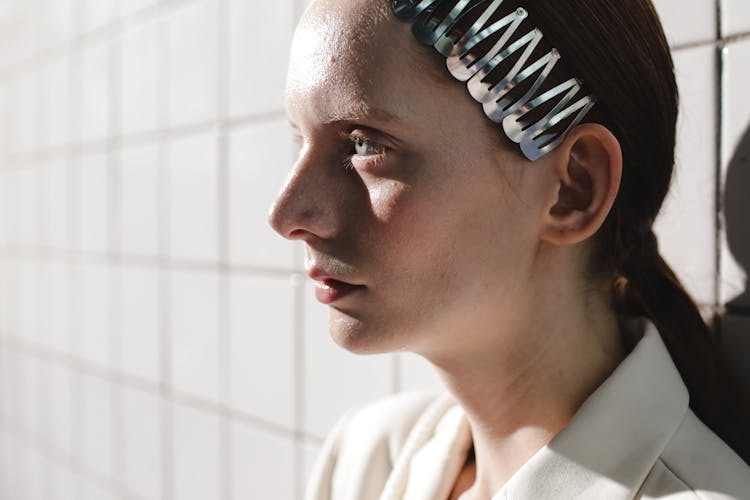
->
[[392, 0, 597, 161]]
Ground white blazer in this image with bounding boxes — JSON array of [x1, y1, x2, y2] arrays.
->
[[306, 325, 750, 499]]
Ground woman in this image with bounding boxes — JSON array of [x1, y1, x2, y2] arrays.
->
[[269, 0, 750, 498]]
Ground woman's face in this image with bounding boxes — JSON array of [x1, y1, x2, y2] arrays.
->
[[270, 0, 550, 358]]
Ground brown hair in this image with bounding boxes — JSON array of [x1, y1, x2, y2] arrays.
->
[[412, 0, 750, 460], [517, 0, 750, 461], [394, 0, 749, 460]]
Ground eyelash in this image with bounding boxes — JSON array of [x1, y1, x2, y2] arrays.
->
[[290, 130, 388, 171], [341, 133, 387, 171]]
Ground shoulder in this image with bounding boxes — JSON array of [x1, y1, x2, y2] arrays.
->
[[305, 391, 444, 500], [640, 409, 750, 499]]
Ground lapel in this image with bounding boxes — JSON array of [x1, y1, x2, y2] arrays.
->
[[494, 323, 690, 499]]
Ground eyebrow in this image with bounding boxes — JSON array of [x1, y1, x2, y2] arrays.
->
[[288, 105, 403, 130]]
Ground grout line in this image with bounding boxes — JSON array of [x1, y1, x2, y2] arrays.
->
[[217, 0, 232, 497], [714, 0, 723, 312], [293, 273, 306, 499], [156, 7, 175, 499], [0, 334, 305, 440], [0, 246, 300, 277], [0, 110, 287, 168], [108, 11, 127, 498], [0, 415, 148, 500], [0, 0, 176, 82]]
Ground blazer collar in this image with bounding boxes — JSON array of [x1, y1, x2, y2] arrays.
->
[[493, 322, 690, 499]]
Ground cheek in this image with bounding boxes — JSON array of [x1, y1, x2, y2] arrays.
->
[[367, 180, 408, 222], [370, 170, 532, 293]]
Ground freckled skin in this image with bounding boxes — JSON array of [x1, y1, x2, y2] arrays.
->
[[272, 0, 550, 359], [270, 4, 628, 495]]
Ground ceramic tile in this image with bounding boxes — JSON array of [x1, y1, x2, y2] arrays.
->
[[81, 0, 119, 33], [39, 54, 71, 149], [172, 402, 221, 500], [22, 167, 41, 247], [653, 45, 717, 306], [31, 449, 55, 500], [49, 462, 75, 500], [397, 352, 444, 394], [118, 265, 160, 384], [167, 132, 219, 262], [722, 0, 750, 37], [1, 432, 28, 500], [0, 82, 9, 156], [0, 263, 10, 334], [652, 0, 716, 46], [81, 375, 113, 480], [45, 363, 73, 457], [76, 152, 111, 254], [12, 72, 38, 154], [227, 274, 295, 429], [19, 260, 40, 343], [36, 261, 71, 354], [303, 284, 395, 438], [167, 0, 218, 127], [122, 386, 162, 500], [0, 431, 8, 498], [0, 431, 7, 498], [0, 170, 22, 246], [0, 262, 22, 336], [721, 39, 750, 306], [74, 262, 112, 367], [33, 359, 54, 444], [169, 270, 221, 402], [0, 7, 37, 72], [120, 0, 161, 18], [15, 444, 37, 500], [68, 371, 86, 467], [300, 439, 323, 494], [227, 0, 294, 117], [84, 481, 119, 500], [120, 16, 160, 136], [80, 40, 112, 144], [12, 353, 38, 435], [118, 141, 160, 257], [230, 423, 295, 500], [0, 346, 6, 411], [0, 173, 7, 243], [37, 0, 73, 50], [15, 166, 40, 247], [39, 158, 69, 249], [227, 121, 296, 269]]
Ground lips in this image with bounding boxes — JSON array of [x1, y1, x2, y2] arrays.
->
[[307, 267, 365, 305], [314, 279, 364, 304]]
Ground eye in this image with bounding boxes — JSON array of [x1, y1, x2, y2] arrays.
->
[[352, 136, 385, 156]]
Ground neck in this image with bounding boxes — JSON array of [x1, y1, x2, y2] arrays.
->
[[427, 256, 626, 498]]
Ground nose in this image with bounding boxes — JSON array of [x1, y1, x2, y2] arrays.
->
[[268, 153, 342, 242]]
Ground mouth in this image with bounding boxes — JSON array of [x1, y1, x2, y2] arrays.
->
[[313, 278, 366, 305]]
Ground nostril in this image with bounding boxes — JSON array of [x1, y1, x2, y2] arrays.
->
[[288, 229, 310, 240]]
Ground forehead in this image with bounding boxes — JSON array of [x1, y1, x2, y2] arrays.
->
[[285, 0, 440, 127]]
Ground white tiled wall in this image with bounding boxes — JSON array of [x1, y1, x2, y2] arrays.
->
[[0, 1, 747, 499]]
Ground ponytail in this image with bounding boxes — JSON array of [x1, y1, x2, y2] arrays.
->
[[515, 0, 750, 462], [614, 229, 750, 462]]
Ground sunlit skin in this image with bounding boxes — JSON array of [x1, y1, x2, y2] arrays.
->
[[269, 0, 626, 498]]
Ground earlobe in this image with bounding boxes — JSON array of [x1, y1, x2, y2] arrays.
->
[[540, 123, 622, 246]]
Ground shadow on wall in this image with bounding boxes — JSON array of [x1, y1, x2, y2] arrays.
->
[[722, 121, 750, 392]]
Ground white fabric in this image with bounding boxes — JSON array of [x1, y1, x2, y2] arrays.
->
[[305, 324, 750, 499]]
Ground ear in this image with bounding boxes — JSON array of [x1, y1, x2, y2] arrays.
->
[[538, 123, 622, 246]]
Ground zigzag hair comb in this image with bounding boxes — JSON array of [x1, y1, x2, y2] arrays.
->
[[391, 0, 596, 161]]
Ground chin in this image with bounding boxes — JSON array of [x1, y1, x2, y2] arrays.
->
[[328, 310, 406, 355]]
